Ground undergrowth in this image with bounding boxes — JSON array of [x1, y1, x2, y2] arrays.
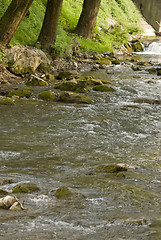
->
[[0, 0, 142, 55]]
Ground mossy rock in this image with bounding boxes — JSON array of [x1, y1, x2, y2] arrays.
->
[[55, 187, 73, 199], [54, 81, 88, 93], [96, 57, 112, 65], [148, 68, 156, 74], [157, 68, 161, 76], [8, 88, 33, 98], [93, 85, 115, 92], [111, 59, 120, 65], [55, 186, 86, 200], [26, 76, 48, 86], [131, 40, 144, 52], [60, 91, 93, 104], [38, 90, 58, 101], [12, 183, 40, 193], [96, 164, 128, 173], [86, 79, 104, 86], [44, 74, 55, 81], [56, 71, 78, 80], [0, 97, 15, 105]]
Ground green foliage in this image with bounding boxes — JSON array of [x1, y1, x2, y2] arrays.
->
[[0, 47, 6, 63], [0, 0, 142, 55]]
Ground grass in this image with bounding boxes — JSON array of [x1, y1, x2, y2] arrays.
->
[[0, 0, 142, 55]]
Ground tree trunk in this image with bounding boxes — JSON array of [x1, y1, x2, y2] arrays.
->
[[0, 0, 33, 46], [74, 0, 101, 39], [38, 0, 63, 53]]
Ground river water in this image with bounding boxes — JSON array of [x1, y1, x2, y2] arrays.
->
[[0, 42, 161, 239]]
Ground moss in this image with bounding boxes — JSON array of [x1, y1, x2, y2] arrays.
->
[[12, 183, 40, 193], [55, 187, 72, 199], [96, 164, 128, 173], [44, 74, 55, 81], [93, 85, 116, 92], [96, 57, 112, 65], [54, 81, 88, 93], [60, 91, 93, 104], [0, 97, 15, 105], [8, 88, 33, 98], [38, 90, 58, 101], [111, 59, 120, 65]]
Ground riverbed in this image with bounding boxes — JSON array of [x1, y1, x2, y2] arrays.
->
[[0, 45, 161, 239]]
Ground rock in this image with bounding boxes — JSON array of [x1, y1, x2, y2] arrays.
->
[[96, 164, 128, 173], [111, 58, 120, 65], [59, 91, 93, 104], [26, 75, 48, 86], [133, 97, 161, 104], [156, 68, 161, 75], [8, 88, 33, 98], [56, 71, 78, 80], [0, 196, 16, 209], [43, 73, 55, 81], [130, 39, 144, 52], [54, 80, 88, 93], [38, 90, 58, 101], [12, 183, 40, 193], [0, 178, 16, 186], [0, 97, 15, 105], [93, 85, 115, 92], [0, 189, 9, 196], [96, 57, 112, 65], [7, 45, 50, 76], [55, 186, 86, 200]]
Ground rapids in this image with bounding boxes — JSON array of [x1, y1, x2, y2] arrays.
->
[[0, 43, 161, 239]]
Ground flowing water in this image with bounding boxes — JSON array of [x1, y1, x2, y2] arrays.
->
[[0, 42, 161, 240]]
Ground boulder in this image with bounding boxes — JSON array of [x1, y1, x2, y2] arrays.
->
[[0, 196, 16, 209], [0, 97, 15, 105], [26, 75, 48, 86], [7, 45, 50, 76], [93, 85, 115, 92], [96, 164, 128, 173], [55, 186, 86, 200], [54, 80, 88, 93], [8, 88, 33, 98]]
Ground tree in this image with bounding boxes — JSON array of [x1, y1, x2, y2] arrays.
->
[[38, 0, 63, 53], [74, 0, 101, 39], [0, 0, 34, 46]]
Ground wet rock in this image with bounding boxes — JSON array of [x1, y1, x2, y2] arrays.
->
[[8, 88, 33, 98], [131, 66, 143, 71], [26, 75, 48, 86], [0, 196, 16, 209], [133, 97, 161, 104], [156, 68, 161, 76], [38, 90, 58, 101], [115, 172, 126, 179], [96, 164, 128, 173], [0, 189, 9, 196], [130, 39, 144, 52], [12, 183, 40, 193], [93, 85, 115, 92], [96, 57, 112, 65], [54, 80, 88, 93], [7, 45, 50, 76], [111, 59, 120, 65], [59, 91, 93, 104], [0, 97, 15, 105], [43, 73, 55, 81], [56, 71, 78, 80], [0, 178, 16, 186], [55, 186, 86, 200]]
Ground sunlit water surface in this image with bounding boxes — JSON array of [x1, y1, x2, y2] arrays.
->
[[0, 44, 161, 240]]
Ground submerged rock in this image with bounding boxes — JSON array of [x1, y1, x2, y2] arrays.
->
[[7, 45, 50, 76], [12, 183, 40, 193], [96, 164, 128, 173], [93, 85, 115, 92], [59, 91, 93, 104], [133, 97, 161, 104]]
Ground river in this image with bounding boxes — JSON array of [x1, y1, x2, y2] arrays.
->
[[0, 41, 161, 239]]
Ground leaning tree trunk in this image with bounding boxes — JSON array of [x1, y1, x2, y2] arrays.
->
[[38, 0, 63, 53], [0, 0, 33, 46], [74, 0, 101, 39]]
